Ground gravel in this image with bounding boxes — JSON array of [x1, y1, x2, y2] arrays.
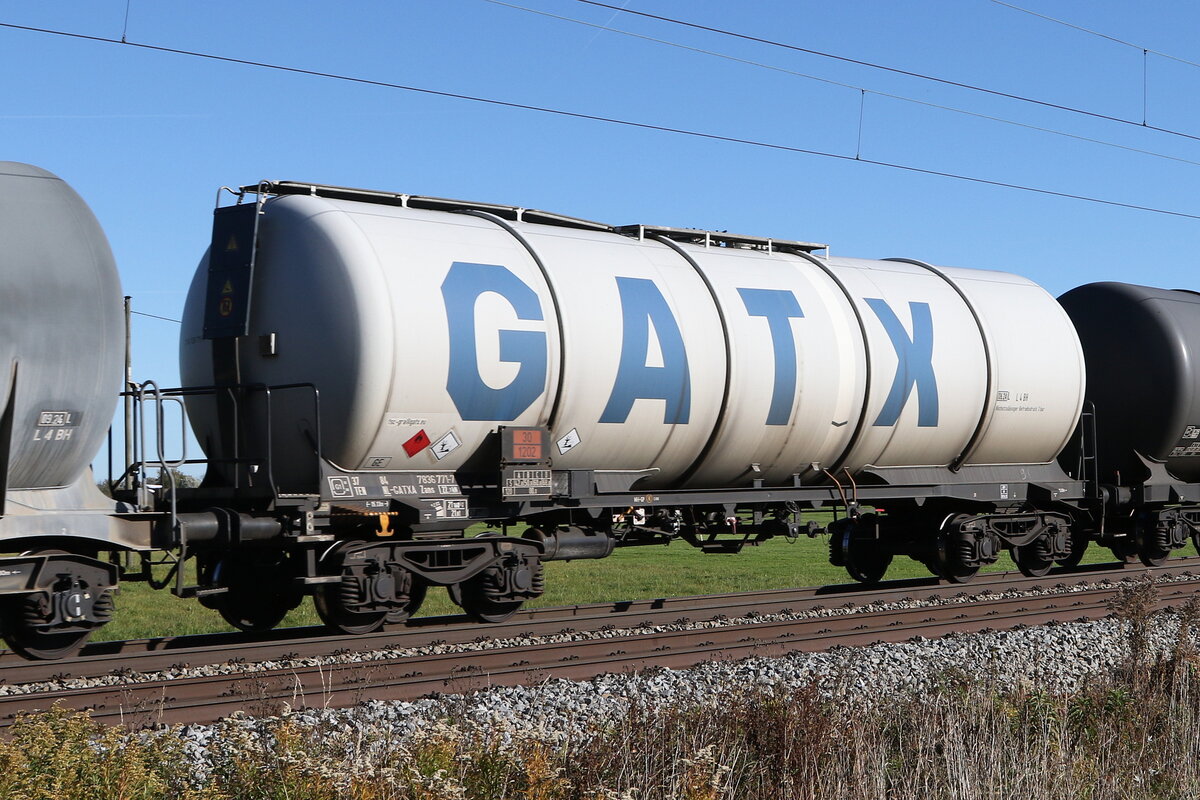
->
[[4, 573, 1189, 772], [159, 584, 1191, 766]]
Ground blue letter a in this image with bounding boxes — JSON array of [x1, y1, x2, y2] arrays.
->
[[600, 277, 691, 424], [866, 298, 938, 427]]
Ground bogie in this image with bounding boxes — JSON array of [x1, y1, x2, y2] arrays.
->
[[0, 550, 118, 660]]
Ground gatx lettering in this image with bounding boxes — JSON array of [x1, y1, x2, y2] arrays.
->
[[441, 261, 548, 421], [439, 265, 939, 431], [600, 277, 691, 425], [738, 288, 804, 426], [866, 298, 938, 427]]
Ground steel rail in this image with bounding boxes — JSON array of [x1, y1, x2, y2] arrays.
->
[[0, 558, 1193, 686], [0, 569, 1192, 728]]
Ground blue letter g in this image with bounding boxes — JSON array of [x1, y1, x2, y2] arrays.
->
[[442, 262, 548, 421]]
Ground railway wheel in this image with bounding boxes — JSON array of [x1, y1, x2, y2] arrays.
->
[[3, 608, 98, 660], [450, 564, 530, 623], [1055, 532, 1089, 568], [933, 524, 980, 584], [845, 546, 891, 584], [218, 600, 293, 634], [840, 515, 892, 584], [454, 580, 524, 623], [384, 580, 428, 625], [1012, 544, 1054, 577], [208, 552, 303, 633], [313, 584, 388, 635], [934, 554, 979, 583], [828, 530, 845, 567], [1108, 537, 1137, 563], [313, 541, 425, 634], [1135, 524, 1171, 567]]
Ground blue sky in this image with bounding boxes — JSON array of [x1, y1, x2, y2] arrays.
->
[[4, 0, 1200, 412]]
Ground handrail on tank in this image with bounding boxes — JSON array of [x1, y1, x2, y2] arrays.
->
[[120, 384, 242, 483], [120, 381, 323, 499], [219, 381, 323, 496], [238, 179, 615, 233], [614, 223, 826, 253], [130, 380, 187, 591], [214, 185, 245, 207], [255, 383, 324, 479]]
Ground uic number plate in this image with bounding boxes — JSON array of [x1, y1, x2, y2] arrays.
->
[[502, 467, 553, 498], [325, 472, 461, 500]]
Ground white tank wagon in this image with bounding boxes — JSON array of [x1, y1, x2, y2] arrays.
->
[[179, 192, 1085, 491], [173, 180, 1092, 612]]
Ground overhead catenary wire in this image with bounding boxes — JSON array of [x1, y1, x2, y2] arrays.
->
[[987, 0, 1200, 70], [484, 0, 1200, 169], [131, 310, 181, 324], [985, 0, 1200, 129], [5, 19, 1200, 221], [569, 0, 1200, 144]]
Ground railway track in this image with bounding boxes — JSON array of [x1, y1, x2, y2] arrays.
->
[[0, 559, 1193, 728]]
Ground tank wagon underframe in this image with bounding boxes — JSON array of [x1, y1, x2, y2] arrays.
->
[[147, 454, 1095, 626], [137, 422, 1200, 628]]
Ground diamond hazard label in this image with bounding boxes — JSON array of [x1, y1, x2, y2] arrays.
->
[[402, 429, 431, 457], [556, 428, 581, 455], [431, 430, 462, 461]]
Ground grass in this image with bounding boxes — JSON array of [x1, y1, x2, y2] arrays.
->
[[7, 582, 1200, 799], [99, 524, 1126, 642]]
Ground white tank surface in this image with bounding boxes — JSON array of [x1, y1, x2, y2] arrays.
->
[[0, 162, 123, 492], [181, 195, 561, 486], [180, 185, 1085, 491], [828, 257, 1086, 473], [666, 242, 866, 488], [505, 221, 726, 483]]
